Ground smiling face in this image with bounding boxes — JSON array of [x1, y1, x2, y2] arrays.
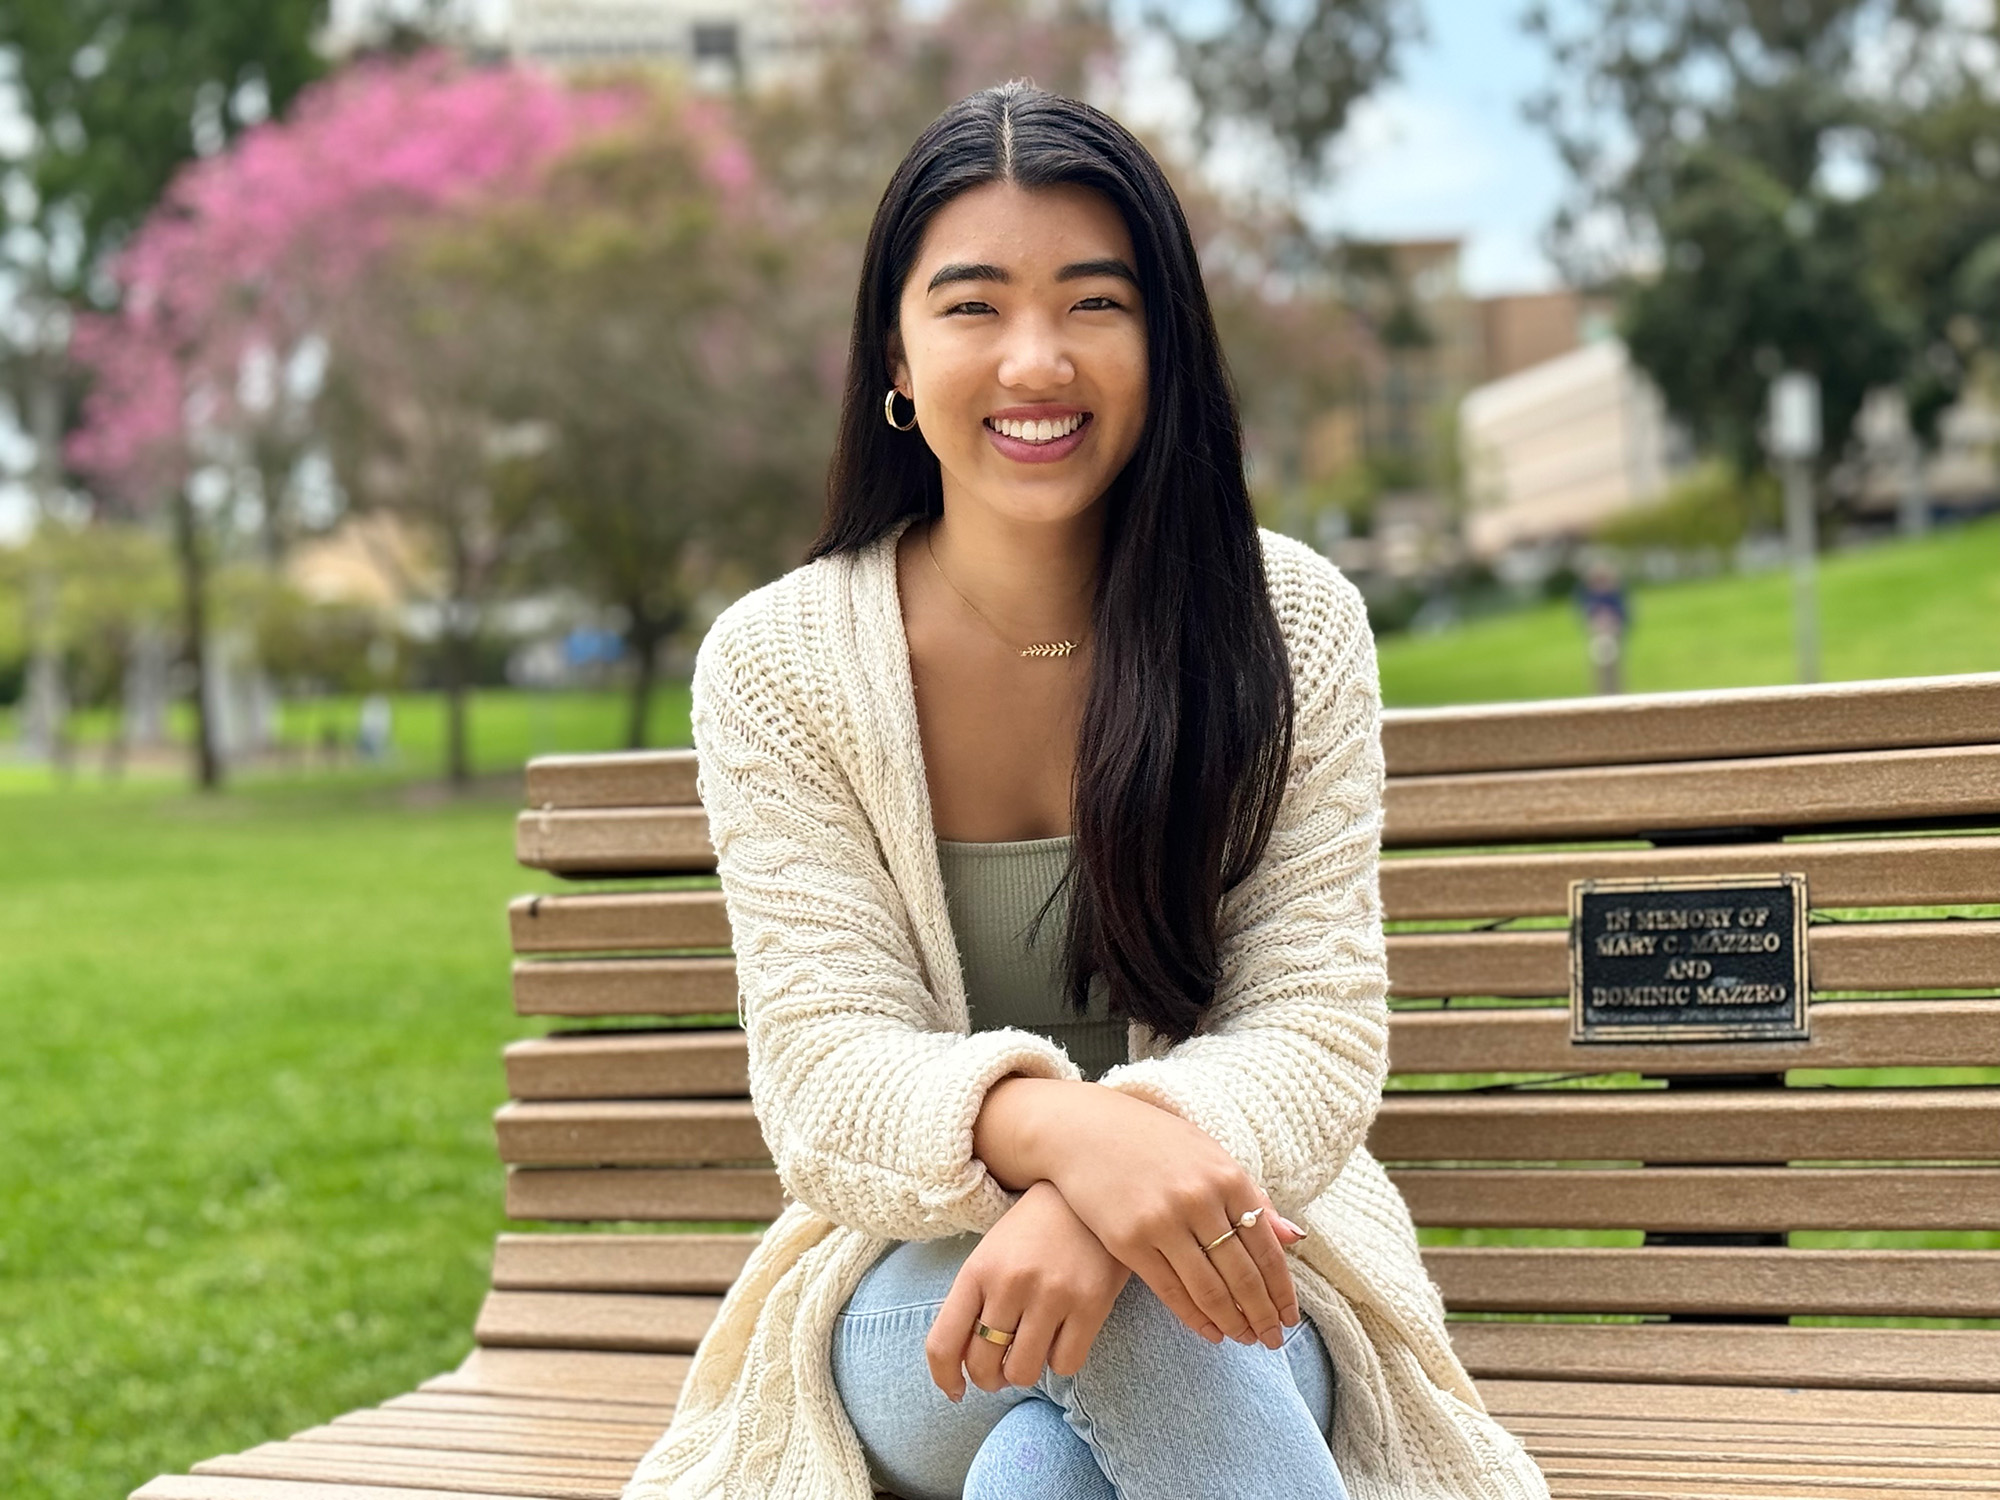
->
[[888, 178, 1150, 529]]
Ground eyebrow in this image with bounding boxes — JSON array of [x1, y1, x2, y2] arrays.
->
[[925, 257, 1140, 293]]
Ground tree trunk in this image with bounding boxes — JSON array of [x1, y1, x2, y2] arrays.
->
[[624, 623, 661, 751], [442, 622, 472, 787], [171, 483, 224, 791]]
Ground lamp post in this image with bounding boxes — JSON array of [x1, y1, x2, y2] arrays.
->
[[1767, 371, 1822, 685]]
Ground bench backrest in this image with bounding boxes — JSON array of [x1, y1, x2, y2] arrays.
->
[[488, 672, 2000, 1395]]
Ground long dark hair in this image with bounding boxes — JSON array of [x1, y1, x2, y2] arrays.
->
[[809, 82, 1294, 1043]]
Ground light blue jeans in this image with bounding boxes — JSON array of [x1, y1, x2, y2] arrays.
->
[[830, 1232, 1346, 1500]]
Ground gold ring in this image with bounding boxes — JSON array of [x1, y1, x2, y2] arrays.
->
[[974, 1320, 1016, 1347], [1201, 1207, 1266, 1255]]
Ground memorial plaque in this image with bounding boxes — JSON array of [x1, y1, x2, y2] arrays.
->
[[1569, 873, 1810, 1043]]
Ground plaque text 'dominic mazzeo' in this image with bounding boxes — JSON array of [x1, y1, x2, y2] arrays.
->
[[1568, 874, 1810, 1044]]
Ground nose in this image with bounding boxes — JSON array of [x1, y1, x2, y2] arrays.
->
[[994, 308, 1075, 391]]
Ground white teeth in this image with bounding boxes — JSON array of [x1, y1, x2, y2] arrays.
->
[[991, 413, 1085, 442]]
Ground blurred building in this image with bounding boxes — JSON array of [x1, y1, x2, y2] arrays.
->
[[1458, 337, 1689, 559], [508, 0, 815, 85], [1305, 239, 1628, 577]]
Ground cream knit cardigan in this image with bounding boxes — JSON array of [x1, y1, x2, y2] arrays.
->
[[624, 517, 1551, 1500]]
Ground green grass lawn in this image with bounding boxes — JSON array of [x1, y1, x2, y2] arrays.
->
[[1378, 512, 2000, 705], [0, 684, 694, 794], [0, 773, 597, 1499]]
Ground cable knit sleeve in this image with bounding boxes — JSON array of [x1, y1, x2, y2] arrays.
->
[[691, 588, 1084, 1241], [1092, 537, 1391, 1215]]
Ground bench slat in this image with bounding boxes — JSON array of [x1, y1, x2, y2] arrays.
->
[[508, 894, 729, 956], [193, 1452, 617, 1499], [512, 958, 737, 1018], [1544, 1472, 2000, 1500], [1425, 1246, 2000, 1317], [482, 1235, 1997, 1319], [325, 1413, 652, 1452], [1391, 999, 2000, 1076], [467, 1276, 2000, 1359], [1450, 1322, 2000, 1392], [1378, 674, 2000, 776], [503, 1166, 784, 1224], [1383, 743, 2000, 847], [476, 1290, 722, 1354], [503, 1033, 747, 1101], [1390, 920, 2000, 998], [514, 678, 2000, 794], [1382, 835, 2000, 920], [421, 1349, 690, 1406], [1373, 1088, 2000, 1164], [135, 1479, 542, 1500], [508, 899, 2000, 998], [526, 752, 698, 810], [1505, 1416, 2000, 1456], [300, 1422, 648, 1461], [514, 811, 2000, 919], [517, 808, 713, 875], [383, 1394, 670, 1425], [446, 1313, 2000, 1396], [502, 1163, 2000, 1230], [495, 1101, 766, 1166], [229, 1441, 631, 1480], [1394, 1166, 2000, 1230], [1541, 1480, 1974, 1498], [1477, 1377, 2000, 1428], [491, 1233, 759, 1293], [499, 1000, 2000, 1096], [496, 1090, 2000, 1169]]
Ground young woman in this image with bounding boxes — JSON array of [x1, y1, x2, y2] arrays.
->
[[625, 83, 1549, 1500]]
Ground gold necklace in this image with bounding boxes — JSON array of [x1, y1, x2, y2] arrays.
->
[[924, 522, 1085, 660]]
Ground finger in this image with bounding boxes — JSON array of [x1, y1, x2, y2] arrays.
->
[[1241, 1209, 1302, 1326], [1132, 1247, 1225, 1343], [1001, 1300, 1061, 1390], [925, 1269, 986, 1401], [1206, 1228, 1284, 1349], [1162, 1232, 1256, 1345], [964, 1292, 1027, 1395]]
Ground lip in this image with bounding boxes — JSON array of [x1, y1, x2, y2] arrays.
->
[[985, 411, 1092, 464]]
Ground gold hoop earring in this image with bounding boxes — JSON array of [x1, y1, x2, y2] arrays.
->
[[884, 387, 918, 431]]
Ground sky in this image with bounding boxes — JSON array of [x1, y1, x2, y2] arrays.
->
[[1313, 4, 1570, 294]]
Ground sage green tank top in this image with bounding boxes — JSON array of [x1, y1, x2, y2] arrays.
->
[[933, 834, 1128, 1082]]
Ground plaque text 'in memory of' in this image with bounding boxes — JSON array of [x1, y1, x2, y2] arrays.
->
[[1568, 873, 1810, 1043]]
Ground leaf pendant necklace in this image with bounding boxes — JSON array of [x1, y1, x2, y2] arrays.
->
[[925, 522, 1084, 660]]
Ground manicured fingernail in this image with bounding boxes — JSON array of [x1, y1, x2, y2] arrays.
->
[[1279, 1215, 1309, 1239], [1283, 1306, 1301, 1326], [1262, 1329, 1283, 1350]]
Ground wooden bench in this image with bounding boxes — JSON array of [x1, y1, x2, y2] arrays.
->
[[135, 671, 2000, 1500]]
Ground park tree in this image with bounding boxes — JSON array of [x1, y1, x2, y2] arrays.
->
[[1524, 0, 1971, 483], [409, 86, 831, 749], [0, 0, 327, 759], [1145, 0, 1422, 196], [1865, 71, 2000, 443], [65, 50, 634, 787]]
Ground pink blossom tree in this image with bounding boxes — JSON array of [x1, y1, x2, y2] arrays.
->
[[65, 49, 636, 788]]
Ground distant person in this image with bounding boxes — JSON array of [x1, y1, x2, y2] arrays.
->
[[1577, 559, 1630, 695], [623, 81, 1549, 1500], [356, 693, 393, 762]]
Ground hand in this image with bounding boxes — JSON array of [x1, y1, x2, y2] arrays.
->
[[925, 1180, 1131, 1401], [975, 1078, 1308, 1352]]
